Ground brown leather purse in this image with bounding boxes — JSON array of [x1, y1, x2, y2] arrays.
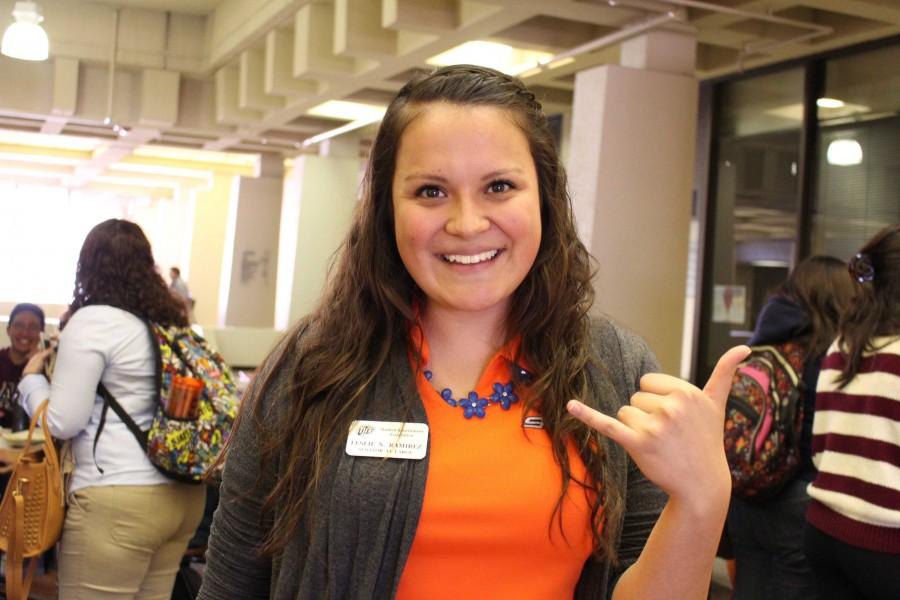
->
[[0, 399, 64, 600]]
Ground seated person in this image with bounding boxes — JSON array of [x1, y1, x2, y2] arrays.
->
[[0, 303, 44, 430]]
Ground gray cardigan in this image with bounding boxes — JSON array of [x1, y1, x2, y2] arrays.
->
[[199, 318, 666, 599]]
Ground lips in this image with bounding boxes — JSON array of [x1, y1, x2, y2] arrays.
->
[[441, 249, 500, 265]]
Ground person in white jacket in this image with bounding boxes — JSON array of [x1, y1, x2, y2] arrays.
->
[[19, 219, 204, 599]]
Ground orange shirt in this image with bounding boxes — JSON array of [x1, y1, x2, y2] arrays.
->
[[396, 333, 596, 600]]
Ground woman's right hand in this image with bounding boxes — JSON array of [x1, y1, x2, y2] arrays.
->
[[567, 346, 749, 509]]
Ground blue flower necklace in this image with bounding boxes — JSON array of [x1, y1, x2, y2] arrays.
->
[[423, 362, 529, 420]]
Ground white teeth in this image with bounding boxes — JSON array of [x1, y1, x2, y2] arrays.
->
[[443, 250, 499, 265]]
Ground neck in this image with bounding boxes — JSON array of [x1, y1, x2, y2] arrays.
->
[[421, 303, 508, 392], [7, 347, 28, 365]]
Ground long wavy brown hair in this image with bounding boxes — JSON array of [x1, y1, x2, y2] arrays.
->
[[836, 223, 900, 386], [69, 218, 188, 327], [774, 255, 857, 360], [244, 65, 619, 560]]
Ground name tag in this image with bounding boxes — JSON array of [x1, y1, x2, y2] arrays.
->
[[346, 420, 429, 460]]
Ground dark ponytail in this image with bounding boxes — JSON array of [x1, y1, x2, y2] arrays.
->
[[837, 223, 900, 387]]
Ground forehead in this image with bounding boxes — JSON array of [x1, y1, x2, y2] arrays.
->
[[10, 311, 40, 326], [395, 103, 532, 167]]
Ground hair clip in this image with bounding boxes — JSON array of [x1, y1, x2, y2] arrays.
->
[[848, 252, 875, 283]]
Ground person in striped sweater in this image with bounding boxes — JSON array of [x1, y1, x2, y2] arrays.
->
[[805, 223, 900, 599]]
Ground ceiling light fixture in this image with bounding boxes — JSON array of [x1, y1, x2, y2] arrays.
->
[[307, 100, 387, 122], [301, 117, 380, 148], [426, 41, 555, 76], [1, 1, 49, 61], [826, 139, 863, 166], [302, 101, 388, 147], [817, 97, 845, 109]]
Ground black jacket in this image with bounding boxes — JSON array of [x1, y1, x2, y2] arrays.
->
[[749, 296, 820, 481]]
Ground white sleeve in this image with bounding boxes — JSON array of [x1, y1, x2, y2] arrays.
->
[[17, 311, 106, 440]]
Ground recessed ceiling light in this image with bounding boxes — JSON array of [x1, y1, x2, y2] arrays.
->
[[0, 129, 101, 151], [131, 145, 259, 175], [817, 97, 845, 109], [307, 101, 386, 122], [426, 41, 554, 76]]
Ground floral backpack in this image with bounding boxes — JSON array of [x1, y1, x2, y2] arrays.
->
[[95, 319, 239, 483], [723, 342, 805, 501]]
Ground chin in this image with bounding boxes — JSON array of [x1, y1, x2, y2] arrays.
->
[[439, 294, 513, 315]]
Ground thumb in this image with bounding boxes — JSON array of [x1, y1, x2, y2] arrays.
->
[[703, 345, 751, 404]]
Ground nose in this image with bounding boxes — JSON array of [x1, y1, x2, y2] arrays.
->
[[444, 194, 490, 238]]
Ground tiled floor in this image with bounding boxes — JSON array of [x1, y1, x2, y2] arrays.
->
[[710, 557, 734, 600], [16, 564, 734, 599], [710, 581, 732, 600]]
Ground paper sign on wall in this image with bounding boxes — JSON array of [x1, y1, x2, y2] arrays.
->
[[712, 284, 746, 324]]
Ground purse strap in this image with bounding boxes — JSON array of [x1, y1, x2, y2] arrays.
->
[[7, 490, 24, 599], [5, 398, 53, 600], [5, 492, 38, 600], [19, 399, 60, 476]]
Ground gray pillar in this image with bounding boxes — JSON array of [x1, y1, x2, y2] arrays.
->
[[567, 30, 698, 374]]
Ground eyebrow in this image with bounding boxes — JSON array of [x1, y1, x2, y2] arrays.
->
[[402, 168, 524, 183]]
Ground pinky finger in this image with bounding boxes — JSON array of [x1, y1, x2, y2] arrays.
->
[[567, 400, 639, 452]]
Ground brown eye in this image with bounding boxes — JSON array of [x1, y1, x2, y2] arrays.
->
[[416, 186, 445, 199], [488, 180, 513, 194]]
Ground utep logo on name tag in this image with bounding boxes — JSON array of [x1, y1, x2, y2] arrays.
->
[[346, 420, 429, 460]]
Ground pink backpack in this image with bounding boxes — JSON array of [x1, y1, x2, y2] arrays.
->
[[724, 342, 805, 501]]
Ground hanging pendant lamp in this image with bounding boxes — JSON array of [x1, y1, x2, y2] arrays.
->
[[1, 1, 49, 61]]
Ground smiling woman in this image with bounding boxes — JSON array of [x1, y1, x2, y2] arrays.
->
[[199, 65, 748, 600], [392, 103, 541, 321]]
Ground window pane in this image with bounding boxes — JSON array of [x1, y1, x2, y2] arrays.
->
[[699, 68, 804, 382], [812, 44, 900, 258], [0, 185, 193, 305]]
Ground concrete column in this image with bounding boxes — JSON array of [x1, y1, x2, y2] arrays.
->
[[567, 30, 697, 375], [222, 153, 284, 328], [188, 173, 237, 327], [275, 138, 361, 329]]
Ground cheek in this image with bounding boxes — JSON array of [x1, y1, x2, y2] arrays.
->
[[395, 209, 433, 254], [509, 210, 542, 254]]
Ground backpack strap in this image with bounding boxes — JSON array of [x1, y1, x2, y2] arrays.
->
[[166, 329, 201, 380], [103, 304, 166, 401], [94, 383, 149, 473], [751, 344, 803, 387], [88, 306, 167, 471], [143, 319, 165, 400]]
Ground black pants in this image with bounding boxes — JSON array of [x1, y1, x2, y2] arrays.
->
[[803, 522, 900, 600], [728, 479, 816, 600]]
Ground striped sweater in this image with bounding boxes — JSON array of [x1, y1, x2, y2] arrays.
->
[[807, 336, 900, 553]]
